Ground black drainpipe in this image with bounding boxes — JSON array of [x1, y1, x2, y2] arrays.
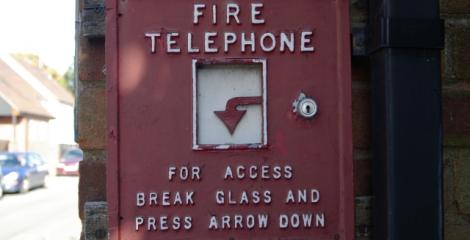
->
[[369, 0, 444, 239]]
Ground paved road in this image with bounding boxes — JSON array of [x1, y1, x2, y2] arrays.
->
[[0, 176, 81, 240]]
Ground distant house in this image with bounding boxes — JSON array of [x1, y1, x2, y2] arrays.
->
[[0, 53, 74, 168]]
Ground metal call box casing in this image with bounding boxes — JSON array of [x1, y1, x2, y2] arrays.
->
[[106, 0, 353, 239]]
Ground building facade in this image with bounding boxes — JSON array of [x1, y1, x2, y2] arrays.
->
[[0, 53, 75, 172]]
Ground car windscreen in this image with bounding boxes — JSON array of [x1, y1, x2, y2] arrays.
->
[[63, 149, 83, 161], [0, 154, 20, 166]]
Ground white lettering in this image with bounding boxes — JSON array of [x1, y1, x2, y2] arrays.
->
[[273, 166, 282, 179], [284, 165, 293, 179], [160, 216, 169, 231], [145, 33, 161, 53], [136, 216, 192, 231], [286, 189, 295, 203], [192, 167, 201, 181], [263, 190, 272, 204], [224, 32, 237, 53], [212, 5, 217, 25], [280, 32, 295, 52], [240, 191, 249, 204], [168, 166, 176, 181], [285, 189, 321, 204], [234, 215, 243, 229], [303, 214, 313, 228], [205, 32, 218, 53], [137, 192, 145, 207], [260, 33, 276, 52], [224, 165, 294, 180], [224, 166, 234, 179], [252, 191, 260, 204], [236, 166, 245, 179], [147, 217, 156, 231], [246, 215, 255, 229], [216, 191, 224, 205], [167, 32, 181, 53], [228, 191, 236, 205], [226, 4, 241, 24], [258, 214, 269, 228], [316, 213, 325, 228], [222, 215, 231, 229], [311, 189, 320, 203], [301, 31, 315, 52], [136, 217, 145, 231], [298, 189, 307, 203], [249, 165, 258, 179], [162, 192, 170, 206], [173, 217, 181, 230], [251, 3, 265, 24], [215, 190, 271, 205], [279, 214, 289, 229], [291, 214, 300, 229], [261, 165, 270, 179], [180, 167, 189, 180], [144, 32, 316, 54], [194, 4, 205, 24], [134, 191, 196, 206], [208, 214, 269, 230], [241, 32, 256, 52], [278, 213, 325, 229], [186, 191, 195, 205], [149, 192, 157, 205], [184, 216, 193, 230], [174, 192, 183, 205], [208, 216, 218, 230], [173, 5, 315, 53], [169, 166, 201, 181]]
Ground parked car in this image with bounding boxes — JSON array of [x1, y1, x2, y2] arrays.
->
[[56, 148, 83, 176], [0, 152, 49, 193]]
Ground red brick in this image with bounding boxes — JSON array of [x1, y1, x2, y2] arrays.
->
[[441, 0, 470, 15], [77, 82, 106, 149], [443, 24, 470, 83], [442, 86, 470, 147], [354, 150, 372, 196], [444, 148, 470, 239], [352, 82, 371, 149], [451, 149, 470, 214], [453, 27, 470, 82], [78, 153, 106, 220], [355, 196, 372, 240], [352, 57, 370, 82], [78, 37, 105, 81]]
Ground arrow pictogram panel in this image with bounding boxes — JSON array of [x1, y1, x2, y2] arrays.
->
[[194, 60, 266, 148], [214, 96, 263, 135]]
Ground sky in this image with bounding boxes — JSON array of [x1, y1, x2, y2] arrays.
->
[[0, 0, 76, 74]]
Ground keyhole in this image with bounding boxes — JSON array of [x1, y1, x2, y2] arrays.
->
[[297, 98, 317, 119]]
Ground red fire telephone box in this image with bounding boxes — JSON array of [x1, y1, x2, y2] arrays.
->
[[106, 0, 353, 239]]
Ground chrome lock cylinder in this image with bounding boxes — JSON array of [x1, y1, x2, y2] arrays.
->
[[293, 92, 318, 119]]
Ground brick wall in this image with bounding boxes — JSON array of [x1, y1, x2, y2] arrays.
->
[[76, 1, 107, 239], [350, 0, 373, 238], [441, 0, 470, 239], [75, 0, 469, 239]]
